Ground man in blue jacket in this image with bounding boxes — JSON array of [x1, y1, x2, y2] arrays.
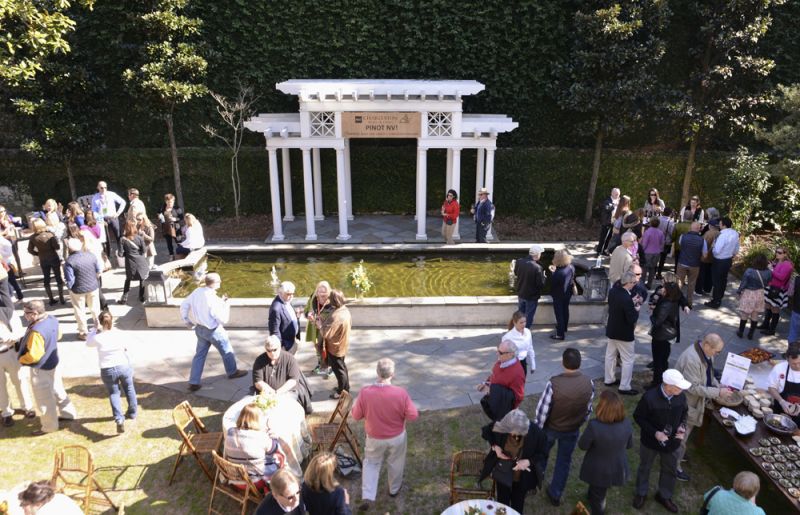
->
[[269, 281, 300, 353], [472, 188, 494, 243]]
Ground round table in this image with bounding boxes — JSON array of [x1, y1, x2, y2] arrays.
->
[[222, 394, 311, 477], [440, 500, 520, 515]]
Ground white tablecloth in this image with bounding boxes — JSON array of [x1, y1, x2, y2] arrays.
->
[[440, 500, 520, 515], [222, 394, 310, 476]]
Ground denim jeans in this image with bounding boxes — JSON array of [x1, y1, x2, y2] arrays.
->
[[518, 297, 540, 329], [100, 364, 137, 424], [189, 325, 238, 385], [543, 427, 579, 500]]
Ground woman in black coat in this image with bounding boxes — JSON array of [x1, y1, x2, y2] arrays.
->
[[649, 282, 681, 388], [119, 219, 150, 304], [578, 390, 633, 515], [479, 409, 547, 514]]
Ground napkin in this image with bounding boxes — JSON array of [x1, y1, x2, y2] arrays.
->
[[720, 407, 741, 420]]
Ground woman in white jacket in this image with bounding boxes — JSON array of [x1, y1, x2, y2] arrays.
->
[[503, 311, 535, 377]]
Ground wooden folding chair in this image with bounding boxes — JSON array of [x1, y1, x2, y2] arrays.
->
[[208, 450, 265, 515], [51, 445, 117, 513], [168, 400, 223, 485], [449, 450, 495, 505], [308, 390, 362, 466]]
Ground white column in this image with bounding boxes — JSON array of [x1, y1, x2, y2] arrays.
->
[[267, 149, 284, 241], [312, 148, 324, 220], [344, 139, 353, 220], [301, 149, 317, 240], [281, 148, 294, 221], [445, 148, 453, 191], [485, 148, 496, 241], [335, 148, 351, 240], [451, 148, 462, 241], [475, 148, 485, 203], [415, 148, 428, 240]]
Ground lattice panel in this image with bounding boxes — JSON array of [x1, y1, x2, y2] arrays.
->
[[427, 112, 453, 136], [310, 112, 336, 137]]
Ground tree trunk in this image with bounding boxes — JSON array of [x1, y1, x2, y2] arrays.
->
[[680, 133, 699, 208], [64, 156, 76, 201], [231, 153, 239, 219], [165, 113, 185, 210], [584, 128, 604, 226]]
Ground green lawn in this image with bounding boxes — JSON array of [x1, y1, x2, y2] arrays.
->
[[0, 374, 793, 514]]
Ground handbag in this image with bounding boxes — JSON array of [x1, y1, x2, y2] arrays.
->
[[699, 485, 721, 515], [767, 285, 782, 303], [491, 458, 515, 488]]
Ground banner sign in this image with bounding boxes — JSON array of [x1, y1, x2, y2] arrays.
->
[[342, 112, 421, 138]]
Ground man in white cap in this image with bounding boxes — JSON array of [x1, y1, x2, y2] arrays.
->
[[514, 244, 545, 328], [472, 187, 494, 243], [63, 238, 101, 340], [632, 369, 690, 513]]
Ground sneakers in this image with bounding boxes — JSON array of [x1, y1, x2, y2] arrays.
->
[[228, 369, 248, 379], [312, 365, 322, 375], [676, 469, 690, 481]]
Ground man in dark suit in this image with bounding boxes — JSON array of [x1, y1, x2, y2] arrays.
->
[[268, 281, 300, 353], [514, 244, 545, 328], [597, 187, 620, 255], [604, 271, 642, 396]]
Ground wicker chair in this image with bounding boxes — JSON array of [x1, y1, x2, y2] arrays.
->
[[449, 450, 494, 505], [308, 390, 362, 466], [51, 445, 116, 513], [168, 401, 223, 485], [208, 450, 265, 515]]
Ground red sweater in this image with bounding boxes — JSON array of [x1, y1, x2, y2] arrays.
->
[[352, 383, 419, 439], [441, 199, 460, 224], [489, 361, 525, 407]]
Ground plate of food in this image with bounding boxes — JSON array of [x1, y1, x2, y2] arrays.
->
[[789, 487, 800, 499], [760, 438, 773, 447], [716, 390, 744, 407], [765, 414, 799, 436], [770, 470, 783, 479], [762, 461, 775, 471], [749, 447, 763, 456], [741, 348, 774, 364]]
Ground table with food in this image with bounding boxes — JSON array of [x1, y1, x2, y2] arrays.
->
[[713, 373, 800, 511], [222, 392, 311, 476], [439, 499, 519, 515]]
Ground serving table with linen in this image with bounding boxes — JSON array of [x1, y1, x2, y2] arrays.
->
[[222, 394, 311, 476], [440, 499, 520, 515]]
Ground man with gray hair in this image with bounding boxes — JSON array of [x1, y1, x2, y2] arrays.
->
[[180, 272, 247, 391], [605, 271, 642, 396], [609, 231, 637, 285], [514, 244, 546, 328], [352, 358, 419, 510], [63, 237, 101, 341], [597, 187, 621, 255], [268, 281, 300, 353], [18, 300, 77, 435], [477, 339, 526, 421]]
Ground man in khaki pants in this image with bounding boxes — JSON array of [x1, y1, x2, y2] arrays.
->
[[352, 359, 419, 510], [675, 222, 707, 308]]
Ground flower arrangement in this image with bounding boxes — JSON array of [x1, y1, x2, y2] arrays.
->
[[347, 260, 373, 297], [254, 391, 277, 412]]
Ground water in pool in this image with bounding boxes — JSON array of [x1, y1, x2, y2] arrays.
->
[[173, 252, 569, 298]]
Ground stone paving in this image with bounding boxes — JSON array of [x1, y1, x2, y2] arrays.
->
[[10, 228, 792, 415]]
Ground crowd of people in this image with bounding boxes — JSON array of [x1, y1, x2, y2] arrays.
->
[[1, 182, 798, 514]]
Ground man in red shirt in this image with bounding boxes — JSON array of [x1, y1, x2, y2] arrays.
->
[[352, 358, 418, 510], [476, 339, 526, 420]]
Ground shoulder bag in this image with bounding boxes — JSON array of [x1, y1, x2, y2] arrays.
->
[[699, 485, 721, 515]]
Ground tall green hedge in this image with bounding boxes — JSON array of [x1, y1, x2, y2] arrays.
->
[[0, 145, 730, 221]]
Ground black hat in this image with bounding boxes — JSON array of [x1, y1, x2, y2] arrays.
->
[[786, 342, 800, 359]]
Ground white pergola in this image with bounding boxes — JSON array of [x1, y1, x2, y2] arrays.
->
[[244, 79, 518, 241]]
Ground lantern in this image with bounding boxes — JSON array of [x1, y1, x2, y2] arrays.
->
[[143, 270, 169, 304], [583, 266, 609, 302]]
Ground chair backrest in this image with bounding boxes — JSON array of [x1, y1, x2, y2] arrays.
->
[[211, 450, 263, 502], [327, 390, 353, 424], [52, 445, 94, 513], [173, 401, 206, 449], [451, 450, 485, 479]]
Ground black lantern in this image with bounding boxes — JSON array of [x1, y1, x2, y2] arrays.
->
[[143, 269, 169, 304], [583, 266, 609, 301]]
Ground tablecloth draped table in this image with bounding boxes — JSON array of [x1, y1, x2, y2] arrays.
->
[[440, 499, 520, 515], [222, 394, 311, 477]]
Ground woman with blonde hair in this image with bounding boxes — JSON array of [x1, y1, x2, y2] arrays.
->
[[322, 289, 351, 399], [305, 281, 334, 376], [175, 213, 205, 259], [578, 390, 633, 515], [549, 249, 576, 341], [135, 213, 156, 268], [27, 218, 65, 305], [703, 471, 765, 514], [119, 219, 149, 304], [302, 451, 351, 514], [224, 403, 282, 493]]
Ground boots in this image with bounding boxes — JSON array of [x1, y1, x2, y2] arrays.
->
[[138, 286, 145, 303], [737, 319, 747, 338], [44, 284, 57, 306], [759, 311, 773, 331], [748, 319, 758, 340], [119, 293, 128, 305], [762, 312, 780, 336], [58, 285, 65, 305]]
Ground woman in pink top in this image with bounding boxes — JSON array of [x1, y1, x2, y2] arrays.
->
[[640, 218, 665, 289], [762, 246, 794, 336]]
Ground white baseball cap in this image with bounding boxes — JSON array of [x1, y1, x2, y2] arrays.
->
[[662, 369, 691, 390], [529, 244, 544, 256]]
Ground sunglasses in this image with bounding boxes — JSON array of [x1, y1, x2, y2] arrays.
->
[[496, 348, 513, 355]]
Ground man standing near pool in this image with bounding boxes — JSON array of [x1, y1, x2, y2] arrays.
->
[[269, 281, 300, 354]]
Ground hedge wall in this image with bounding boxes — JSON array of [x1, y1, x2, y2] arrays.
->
[[0, 145, 731, 222]]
